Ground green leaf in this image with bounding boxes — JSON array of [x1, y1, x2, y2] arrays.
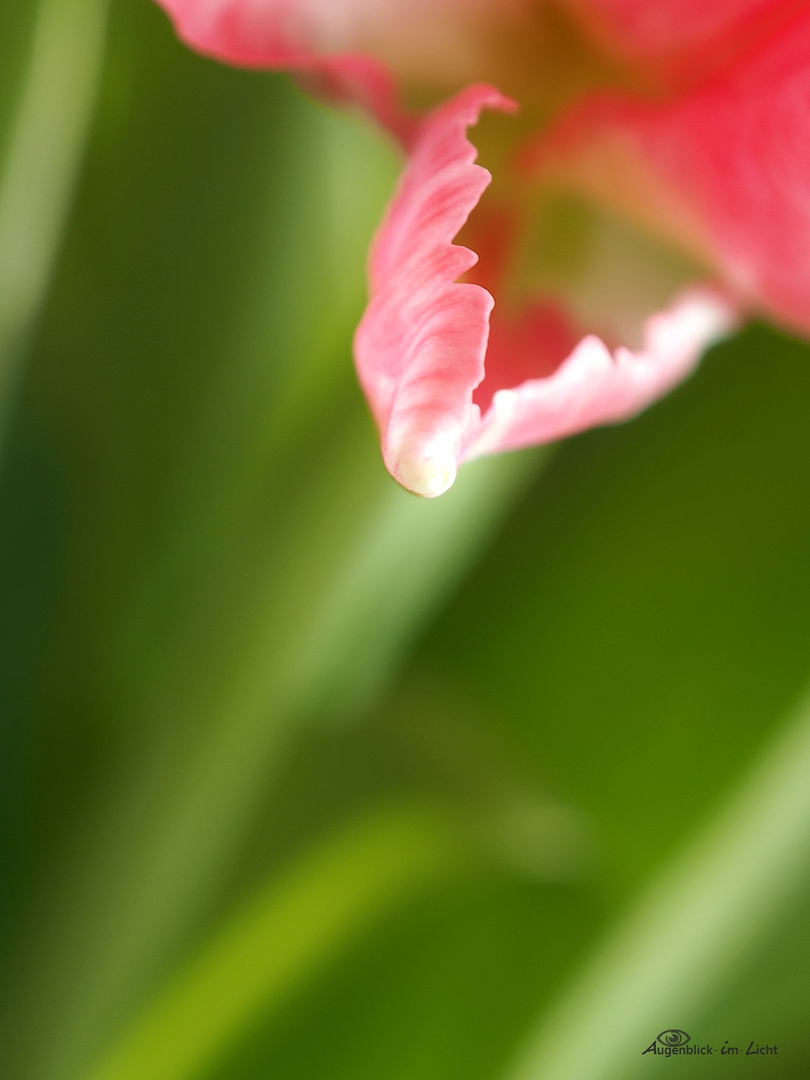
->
[[502, 687, 810, 1080], [0, 0, 108, 435], [84, 803, 470, 1080]]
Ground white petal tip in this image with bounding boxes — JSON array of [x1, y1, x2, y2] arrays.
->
[[394, 450, 458, 498]]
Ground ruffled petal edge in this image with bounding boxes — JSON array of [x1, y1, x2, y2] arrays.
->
[[464, 287, 738, 460], [353, 83, 517, 496]]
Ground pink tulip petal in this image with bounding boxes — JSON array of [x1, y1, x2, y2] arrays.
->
[[472, 300, 584, 416], [562, 0, 804, 59], [156, 0, 754, 494], [463, 288, 737, 459], [637, 14, 810, 336], [354, 84, 516, 497], [532, 12, 810, 336], [154, 0, 526, 138], [155, 0, 415, 137]]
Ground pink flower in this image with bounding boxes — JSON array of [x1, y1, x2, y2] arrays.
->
[[155, 0, 808, 495]]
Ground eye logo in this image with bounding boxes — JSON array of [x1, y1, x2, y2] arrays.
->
[[657, 1030, 691, 1047]]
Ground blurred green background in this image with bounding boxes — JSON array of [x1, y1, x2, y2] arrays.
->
[[2, 2, 810, 1079]]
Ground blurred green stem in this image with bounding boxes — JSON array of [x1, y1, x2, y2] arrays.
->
[[84, 803, 468, 1080], [0, 0, 107, 441], [503, 689, 810, 1080]]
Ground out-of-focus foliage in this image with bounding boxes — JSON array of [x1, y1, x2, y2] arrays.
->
[[2, 3, 810, 1080]]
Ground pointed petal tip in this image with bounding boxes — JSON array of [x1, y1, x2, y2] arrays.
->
[[390, 442, 458, 498]]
